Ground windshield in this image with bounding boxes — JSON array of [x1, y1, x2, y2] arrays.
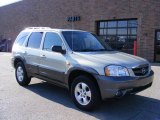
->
[[62, 31, 112, 52]]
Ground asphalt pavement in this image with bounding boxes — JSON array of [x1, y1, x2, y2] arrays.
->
[[0, 52, 160, 120]]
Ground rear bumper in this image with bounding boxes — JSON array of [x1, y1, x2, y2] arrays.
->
[[11, 57, 15, 68], [94, 70, 154, 100]]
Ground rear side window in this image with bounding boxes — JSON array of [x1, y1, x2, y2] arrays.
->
[[27, 32, 43, 49], [15, 32, 30, 46], [43, 32, 62, 51]]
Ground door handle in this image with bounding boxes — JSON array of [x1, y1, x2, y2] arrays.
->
[[40, 54, 46, 58]]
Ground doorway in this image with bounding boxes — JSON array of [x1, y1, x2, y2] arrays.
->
[[155, 30, 160, 62]]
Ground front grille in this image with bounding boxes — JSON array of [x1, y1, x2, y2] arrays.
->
[[132, 64, 149, 76]]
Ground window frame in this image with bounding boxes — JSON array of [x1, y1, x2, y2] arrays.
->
[[97, 19, 138, 37], [41, 31, 67, 52], [26, 31, 44, 49], [96, 19, 138, 54]]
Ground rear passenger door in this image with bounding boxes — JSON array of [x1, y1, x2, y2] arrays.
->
[[24, 32, 43, 74], [39, 32, 67, 83]]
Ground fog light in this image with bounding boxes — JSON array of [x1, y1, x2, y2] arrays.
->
[[116, 91, 123, 97]]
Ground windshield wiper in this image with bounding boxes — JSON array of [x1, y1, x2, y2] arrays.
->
[[75, 49, 113, 52], [74, 49, 114, 52], [75, 49, 96, 52], [88, 49, 113, 51], [96, 49, 114, 51], [95, 49, 107, 51]]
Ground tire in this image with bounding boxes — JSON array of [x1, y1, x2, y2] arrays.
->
[[71, 75, 101, 111], [15, 62, 31, 86]]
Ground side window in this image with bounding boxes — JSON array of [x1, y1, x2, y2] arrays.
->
[[43, 32, 63, 51], [15, 32, 30, 46], [27, 32, 43, 49]]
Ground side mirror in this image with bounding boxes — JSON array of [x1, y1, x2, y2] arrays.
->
[[51, 46, 66, 54]]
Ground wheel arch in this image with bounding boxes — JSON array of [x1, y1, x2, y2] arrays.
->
[[13, 56, 26, 68], [67, 67, 101, 99]]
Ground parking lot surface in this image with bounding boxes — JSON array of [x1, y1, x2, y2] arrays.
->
[[0, 52, 160, 120]]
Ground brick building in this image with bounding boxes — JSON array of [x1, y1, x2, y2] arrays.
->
[[0, 0, 159, 62]]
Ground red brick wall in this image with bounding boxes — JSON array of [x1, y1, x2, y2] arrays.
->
[[0, 0, 159, 61]]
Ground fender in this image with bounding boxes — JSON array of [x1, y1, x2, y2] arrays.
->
[[12, 54, 26, 68], [64, 65, 99, 85]]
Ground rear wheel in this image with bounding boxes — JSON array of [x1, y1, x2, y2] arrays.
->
[[71, 75, 101, 111], [15, 62, 31, 86]]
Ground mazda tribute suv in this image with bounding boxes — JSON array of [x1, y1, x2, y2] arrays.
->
[[12, 27, 154, 110]]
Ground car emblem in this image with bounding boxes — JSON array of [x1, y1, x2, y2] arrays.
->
[[141, 68, 146, 74]]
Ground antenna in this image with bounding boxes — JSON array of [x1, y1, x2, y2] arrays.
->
[[71, 12, 74, 51]]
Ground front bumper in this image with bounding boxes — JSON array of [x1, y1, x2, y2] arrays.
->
[[94, 70, 154, 100]]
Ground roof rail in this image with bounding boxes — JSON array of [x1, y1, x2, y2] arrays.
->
[[25, 27, 51, 30]]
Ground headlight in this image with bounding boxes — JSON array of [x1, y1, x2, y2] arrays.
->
[[105, 65, 129, 76]]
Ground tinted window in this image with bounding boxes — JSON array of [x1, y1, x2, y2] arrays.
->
[[117, 28, 127, 35], [43, 32, 62, 51], [100, 22, 105, 28], [108, 29, 116, 35], [157, 32, 160, 41], [128, 20, 138, 27], [16, 32, 30, 46], [118, 21, 127, 27], [108, 21, 116, 27], [27, 32, 43, 49]]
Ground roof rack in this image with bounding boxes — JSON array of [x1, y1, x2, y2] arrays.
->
[[25, 27, 51, 30]]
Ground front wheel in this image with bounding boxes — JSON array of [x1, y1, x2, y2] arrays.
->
[[71, 75, 101, 111], [15, 62, 31, 86]]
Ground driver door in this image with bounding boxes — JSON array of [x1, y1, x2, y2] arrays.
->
[[39, 32, 67, 83]]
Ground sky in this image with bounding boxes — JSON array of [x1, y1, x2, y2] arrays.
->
[[0, 0, 22, 7]]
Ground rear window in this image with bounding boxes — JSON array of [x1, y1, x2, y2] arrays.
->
[[15, 32, 30, 46]]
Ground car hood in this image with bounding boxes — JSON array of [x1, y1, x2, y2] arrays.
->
[[72, 51, 149, 68]]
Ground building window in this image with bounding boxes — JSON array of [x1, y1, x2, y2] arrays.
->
[[97, 19, 138, 54]]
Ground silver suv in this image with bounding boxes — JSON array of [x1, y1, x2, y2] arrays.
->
[[12, 27, 154, 110]]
